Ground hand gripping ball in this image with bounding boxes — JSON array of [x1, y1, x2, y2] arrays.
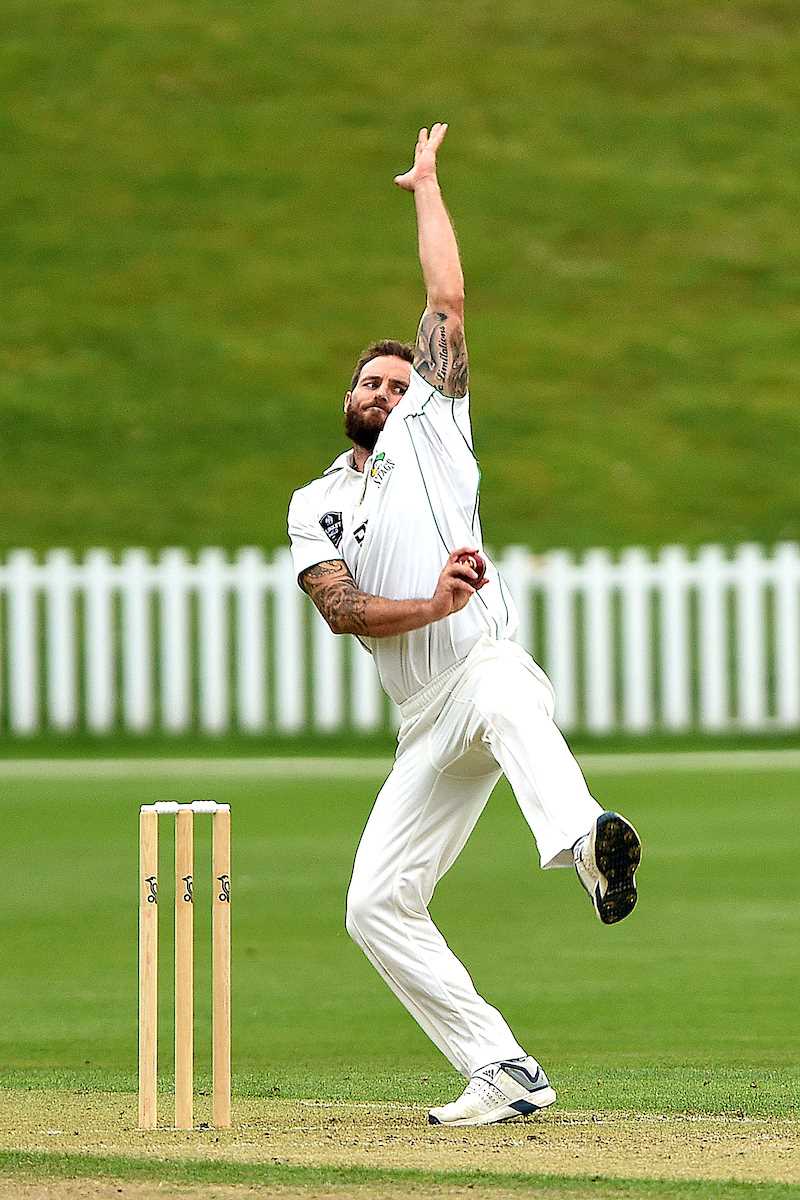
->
[[455, 551, 486, 583]]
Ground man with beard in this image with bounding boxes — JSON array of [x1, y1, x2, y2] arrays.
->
[[287, 124, 641, 1126]]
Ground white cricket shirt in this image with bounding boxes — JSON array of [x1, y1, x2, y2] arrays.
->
[[287, 366, 518, 704]]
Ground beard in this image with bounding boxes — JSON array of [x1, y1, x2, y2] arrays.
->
[[344, 405, 385, 452]]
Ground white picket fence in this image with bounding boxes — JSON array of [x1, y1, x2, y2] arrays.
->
[[0, 543, 798, 736]]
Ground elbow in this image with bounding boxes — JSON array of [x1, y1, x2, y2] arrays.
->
[[329, 615, 367, 637], [428, 288, 465, 315], [333, 617, 383, 639]]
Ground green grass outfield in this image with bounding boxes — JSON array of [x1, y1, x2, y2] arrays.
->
[[3, 0, 800, 553], [2, 1151, 800, 1200], [0, 756, 797, 1195], [3, 748, 796, 1190]]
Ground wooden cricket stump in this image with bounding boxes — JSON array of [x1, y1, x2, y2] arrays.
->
[[138, 800, 231, 1130]]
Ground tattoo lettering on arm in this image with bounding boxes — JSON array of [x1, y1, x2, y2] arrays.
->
[[449, 323, 469, 398], [299, 560, 369, 636], [414, 307, 469, 398]]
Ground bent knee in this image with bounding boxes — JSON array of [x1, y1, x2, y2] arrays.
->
[[344, 885, 366, 942], [345, 878, 387, 943], [345, 873, 427, 944]]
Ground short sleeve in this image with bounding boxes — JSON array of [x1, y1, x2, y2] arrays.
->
[[399, 365, 468, 411], [396, 366, 474, 452], [287, 492, 342, 584]]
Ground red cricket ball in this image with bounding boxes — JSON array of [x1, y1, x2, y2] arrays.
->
[[455, 551, 486, 583]]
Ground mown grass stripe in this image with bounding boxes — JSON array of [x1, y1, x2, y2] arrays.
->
[[3, 1065, 799, 1117], [0, 1150, 796, 1198], [1, 748, 800, 778], [2, 1065, 798, 1119]]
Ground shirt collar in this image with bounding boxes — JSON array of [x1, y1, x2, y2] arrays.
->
[[324, 449, 362, 476]]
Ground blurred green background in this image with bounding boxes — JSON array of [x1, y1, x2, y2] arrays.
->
[[3, 0, 799, 554]]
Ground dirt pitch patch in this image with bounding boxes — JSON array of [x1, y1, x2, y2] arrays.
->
[[1, 1090, 797, 1189], [0, 1183, 531, 1200]]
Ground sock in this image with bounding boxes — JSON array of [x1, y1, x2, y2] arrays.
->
[[572, 833, 589, 864]]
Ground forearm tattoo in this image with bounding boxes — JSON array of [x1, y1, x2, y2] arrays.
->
[[300, 561, 369, 636], [414, 308, 469, 398]]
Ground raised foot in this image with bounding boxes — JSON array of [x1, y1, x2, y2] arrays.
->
[[575, 811, 641, 925]]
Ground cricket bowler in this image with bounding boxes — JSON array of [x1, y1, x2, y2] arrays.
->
[[287, 123, 642, 1126]]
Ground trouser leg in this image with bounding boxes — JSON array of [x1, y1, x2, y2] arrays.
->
[[465, 646, 603, 868], [345, 738, 524, 1077]]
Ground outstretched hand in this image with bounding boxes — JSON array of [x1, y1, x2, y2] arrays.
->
[[394, 123, 448, 191]]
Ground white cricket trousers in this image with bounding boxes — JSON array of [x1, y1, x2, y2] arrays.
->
[[345, 634, 603, 1078]]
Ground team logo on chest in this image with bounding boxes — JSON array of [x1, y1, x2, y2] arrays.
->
[[319, 510, 344, 548], [369, 451, 395, 487]]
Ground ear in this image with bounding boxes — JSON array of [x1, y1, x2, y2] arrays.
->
[[343, 390, 352, 413]]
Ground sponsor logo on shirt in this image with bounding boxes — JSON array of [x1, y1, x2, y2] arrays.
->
[[369, 451, 395, 487], [353, 521, 369, 545], [319, 511, 344, 548]]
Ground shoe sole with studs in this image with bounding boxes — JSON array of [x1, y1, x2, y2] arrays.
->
[[592, 812, 641, 925]]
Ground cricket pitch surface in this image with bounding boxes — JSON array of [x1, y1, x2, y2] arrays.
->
[[1, 1090, 798, 1198]]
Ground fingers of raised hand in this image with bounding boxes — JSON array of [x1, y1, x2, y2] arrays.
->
[[428, 121, 448, 150]]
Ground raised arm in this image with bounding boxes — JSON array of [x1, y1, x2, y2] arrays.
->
[[300, 553, 487, 638], [395, 123, 468, 398]]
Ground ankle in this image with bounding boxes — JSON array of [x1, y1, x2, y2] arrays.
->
[[572, 833, 589, 864]]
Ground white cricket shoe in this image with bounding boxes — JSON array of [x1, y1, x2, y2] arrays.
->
[[574, 811, 641, 925], [428, 1056, 556, 1126]]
